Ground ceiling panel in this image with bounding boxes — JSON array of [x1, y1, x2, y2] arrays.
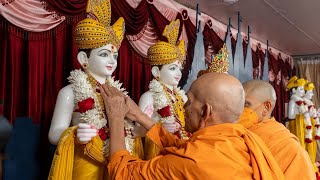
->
[[174, 0, 320, 55]]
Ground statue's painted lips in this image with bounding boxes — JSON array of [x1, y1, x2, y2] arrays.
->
[[106, 66, 113, 70]]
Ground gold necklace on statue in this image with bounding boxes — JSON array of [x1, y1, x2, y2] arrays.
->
[[86, 73, 108, 119], [161, 83, 185, 127]]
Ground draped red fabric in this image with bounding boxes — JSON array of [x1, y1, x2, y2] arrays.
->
[[179, 16, 196, 86], [0, 24, 28, 124], [268, 52, 283, 122], [148, 3, 171, 41], [251, 47, 260, 79], [280, 56, 291, 122], [44, 0, 87, 15], [111, 0, 149, 35], [257, 48, 266, 78], [114, 39, 152, 102], [203, 24, 224, 55], [0, 16, 84, 179], [0, 0, 192, 126]]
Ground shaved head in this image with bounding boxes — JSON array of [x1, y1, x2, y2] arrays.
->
[[242, 80, 277, 120], [187, 73, 245, 126], [243, 80, 277, 107]]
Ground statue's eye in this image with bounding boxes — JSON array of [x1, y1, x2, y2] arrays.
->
[[100, 53, 108, 57]]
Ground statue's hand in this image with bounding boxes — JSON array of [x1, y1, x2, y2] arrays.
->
[[162, 120, 180, 133], [76, 123, 98, 144]]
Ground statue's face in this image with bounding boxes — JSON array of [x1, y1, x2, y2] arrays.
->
[[294, 86, 305, 97], [159, 60, 182, 87], [87, 44, 118, 77], [304, 90, 314, 100]]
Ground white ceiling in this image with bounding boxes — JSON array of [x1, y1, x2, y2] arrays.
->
[[174, 0, 320, 56]]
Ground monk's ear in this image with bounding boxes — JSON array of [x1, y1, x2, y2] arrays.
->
[[262, 101, 272, 116], [199, 103, 211, 128]]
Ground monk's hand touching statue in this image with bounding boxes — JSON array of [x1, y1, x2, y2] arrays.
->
[[100, 84, 129, 154], [100, 84, 128, 123], [124, 96, 145, 121], [125, 97, 156, 131]]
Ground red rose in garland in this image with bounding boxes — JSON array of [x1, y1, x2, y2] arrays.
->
[[98, 127, 109, 141], [75, 98, 95, 113], [157, 105, 171, 117]]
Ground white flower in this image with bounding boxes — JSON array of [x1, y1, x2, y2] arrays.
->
[[153, 93, 168, 110], [80, 109, 107, 129], [177, 88, 188, 103], [149, 79, 163, 93]]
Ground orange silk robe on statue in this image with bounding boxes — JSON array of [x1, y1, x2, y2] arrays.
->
[[108, 124, 285, 179], [239, 117, 315, 180]]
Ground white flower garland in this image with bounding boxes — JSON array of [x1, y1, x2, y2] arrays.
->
[[305, 98, 320, 139], [291, 94, 313, 143], [149, 79, 187, 123], [68, 69, 134, 158], [291, 95, 308, 114]]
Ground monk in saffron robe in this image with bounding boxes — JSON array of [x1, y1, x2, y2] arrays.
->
[[238, 80, 315, 179], [100, 73, 285, 179]]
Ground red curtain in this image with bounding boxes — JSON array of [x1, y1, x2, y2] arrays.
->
[[251, 47, 261, 79], [0, 16, 83, 125], [0, 0, 194, 124], [147, 3, 171, 41], [179, 11, 196, 86], [0, 15, 84, 179], [256, 47, 266, 78], [203, 23, 224, 56], [44, 0, 87, 15], [110, 0, 149, 35], [114, 39, 152, 102]]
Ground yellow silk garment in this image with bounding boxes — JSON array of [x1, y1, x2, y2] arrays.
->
[[288, 114, 306, 148], [48, 127, 143, 180], [288, 114, 318, 173], [306, 118, 318, 172]]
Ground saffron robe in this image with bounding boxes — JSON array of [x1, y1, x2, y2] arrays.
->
[[239, 117, 315, 179], [108, 124, 285, 180]]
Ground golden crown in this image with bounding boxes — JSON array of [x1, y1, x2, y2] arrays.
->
[[287, 77, 307, 90], [197, 44, 229, 77], [287, 76, 298, 85], [208, 44, 229, 73], [147, 19, 185, 66], [74, 0, 125, 49], [304, 82, 315, 91]]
